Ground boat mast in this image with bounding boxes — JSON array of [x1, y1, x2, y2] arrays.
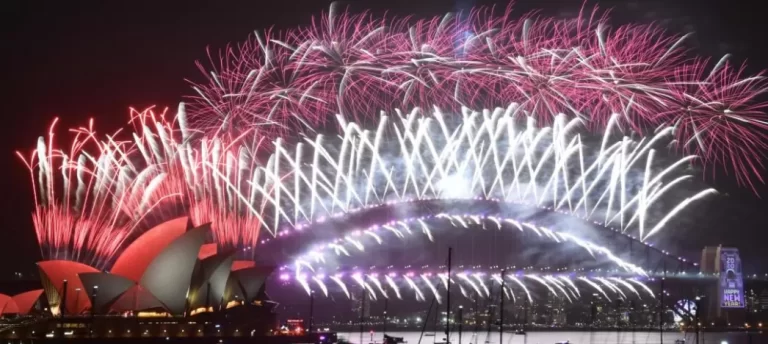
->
[[500, 269, 505, 344], [445, 247, 452, 342]]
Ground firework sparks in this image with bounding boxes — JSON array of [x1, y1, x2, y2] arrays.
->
[[16, 108, 186, 267], [18, 107, 264, 265], [189, 3, 768, 190], [289, 211, 650, 284], [22, 105, 712, 266], [225, 106, 712, 242], [278, 268, 652, 302]]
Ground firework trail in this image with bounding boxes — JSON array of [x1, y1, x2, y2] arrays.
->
[[224, 106, 713, 242], [188, 3, 768, 190], [16, 108, 187, 267], [404, 274, 426, 301], [277, 268, 652, 303], [18, 107, 265, 266], [290, 266, 663, 305], [385, 274, 402, 299], [578, 276, 611, 300], [21, 103, 712, 266], [289, 211, 650, 292]]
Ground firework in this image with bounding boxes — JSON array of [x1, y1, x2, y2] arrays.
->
[[16, 110, 183, 267], [21, 104, 712, 265], [289, 211, 648, 282], [188, 3, 768, 190], [17, 106, 264, 266], [223, 105, 714, 241], [276, 268, 653, 303]]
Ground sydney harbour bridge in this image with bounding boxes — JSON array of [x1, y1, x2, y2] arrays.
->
[[266, 197, 755, 330]]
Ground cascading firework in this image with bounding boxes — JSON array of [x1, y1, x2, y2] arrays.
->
[[227, 105, 714, 241], [294, 212, 648, 274], [278, 269, 655, 303], [17, 106, 264, 266], [281, 210, 660, 301], [17, 113, 185, 267], [287, 211, 650, 287], [189, 3, 768, 190], [20, 104, 712, 268]]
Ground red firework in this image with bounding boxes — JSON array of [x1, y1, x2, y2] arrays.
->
[[187, 3, 768, 191], [190, 197, 261, 250], [16, 115, 158, 267], [18, 107, 265, 266]]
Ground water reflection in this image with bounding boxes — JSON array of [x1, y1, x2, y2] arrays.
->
[[337, 330, 763, 344]]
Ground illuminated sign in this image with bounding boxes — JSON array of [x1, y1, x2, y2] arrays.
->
[[719, 248, 745, 309]]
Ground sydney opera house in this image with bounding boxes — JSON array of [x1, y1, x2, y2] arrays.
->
[[0, 217, 283, 341]]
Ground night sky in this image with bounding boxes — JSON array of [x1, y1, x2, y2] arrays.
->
[[2, 0, 768, 276]]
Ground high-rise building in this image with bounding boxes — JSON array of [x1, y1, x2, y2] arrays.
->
[[700, 246, 746, 320], [700, 246, 719, 274], [352, 291, 371, 319], [759, 289, 768, 311], [747, 289, 759, 311]]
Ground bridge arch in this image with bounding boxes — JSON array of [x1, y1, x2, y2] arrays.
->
[[261, 198, 683, 304], [258, 198, 698, 273]]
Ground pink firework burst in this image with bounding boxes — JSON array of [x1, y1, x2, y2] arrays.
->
[[187, 3, 768, 190], [662, 59, 768, 188], [18, 106, 271, 266], [16, 112, 183, 268]]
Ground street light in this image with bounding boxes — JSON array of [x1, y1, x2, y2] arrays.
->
[[694, 295, 704, 344]]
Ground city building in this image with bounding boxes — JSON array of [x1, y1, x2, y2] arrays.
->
[[352, 290, 371, 319]]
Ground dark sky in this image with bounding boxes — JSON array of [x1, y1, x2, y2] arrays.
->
[[2, 0, 768, 276]]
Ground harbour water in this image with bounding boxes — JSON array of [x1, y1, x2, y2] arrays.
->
[[337, 330, 768, 344]]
